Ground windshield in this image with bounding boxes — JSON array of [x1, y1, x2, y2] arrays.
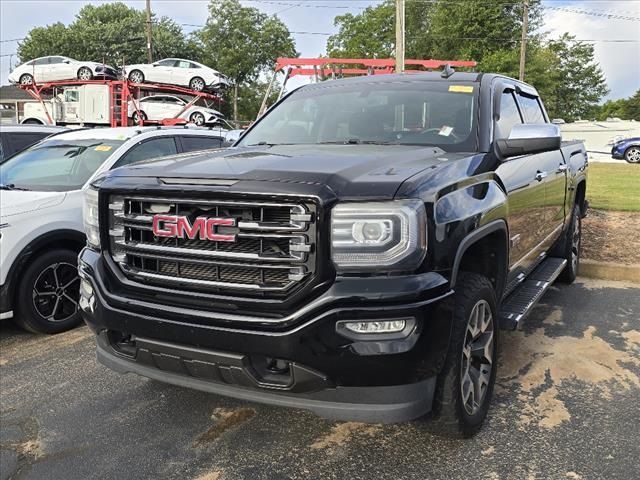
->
[[0, 138, 124, 191], [239, 80, 478, 151]]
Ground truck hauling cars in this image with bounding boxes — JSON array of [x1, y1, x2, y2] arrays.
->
[[79, 71, 588, 437]]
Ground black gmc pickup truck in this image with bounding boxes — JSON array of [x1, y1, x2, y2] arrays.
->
[[79, 71, 588, 436]]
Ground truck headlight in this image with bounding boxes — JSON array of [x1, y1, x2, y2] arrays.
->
[[83, 187, 100, 249], [331, 199, 427, 272]]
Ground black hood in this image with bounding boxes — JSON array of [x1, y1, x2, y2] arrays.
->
[[110, 144, 472, 199]]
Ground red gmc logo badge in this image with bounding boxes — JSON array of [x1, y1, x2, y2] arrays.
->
[[152, 215, 237, 242]]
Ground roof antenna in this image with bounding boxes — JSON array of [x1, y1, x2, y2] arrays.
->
[[441, 64, 455, 79]]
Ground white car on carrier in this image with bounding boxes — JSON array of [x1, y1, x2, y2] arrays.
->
[[128, 94, 225, 126], [124, 58, 230, 92], [0, 126, 228, 334], [8, 56, 118, 85]]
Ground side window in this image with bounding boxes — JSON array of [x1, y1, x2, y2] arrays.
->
[[64, 90, 79, 102], [181, 136, 223, 152], [49, 57, 65, 64], [34, 58, 49, 66], [158, 59, 177, 67], [177, 60, 191, 69], [114, 137, 178, 168], [189, 62, 200, 69], [517, 94, 547, 124], [495, 90, 523, 140]]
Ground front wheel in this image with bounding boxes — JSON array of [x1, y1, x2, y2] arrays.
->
[[190, 111, 206, 126], [430, 272, 498, 437], [13, 249, 83, 334], [77, 67, 93, 81], [189, 77, 205, 92], [625, 146, 640, 164], [19, 73, 34, 85]]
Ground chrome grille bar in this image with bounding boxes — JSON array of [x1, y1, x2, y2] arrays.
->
[[108, 195, 316, 296]]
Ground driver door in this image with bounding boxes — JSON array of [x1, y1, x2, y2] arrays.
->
[[148, 59, 177, 84], [48, 57, 73, 81]]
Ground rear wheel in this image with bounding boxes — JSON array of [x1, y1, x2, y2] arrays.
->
[[430, 272, 498, 437], [190, 111, 206, 126], [77, 67, 93, 81], [19, 73, 34, 85], [557, 203, 582, 283], [128, 70, 145, 84], [625, 146, 640, 164], [14, 249, 82, 334], [189, 77, 205, 92], [132, 110, 147, 124]]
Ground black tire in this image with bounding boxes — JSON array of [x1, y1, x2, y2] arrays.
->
[[19, 73, 34, 85], [430, 272, 498, 438], [77, 66, 93, 81], [190, 111, 206, 126], [624, 146, 640, 164], [13, 249, 82, 334], [557, 203, 581, 283], [189, 77, 205, 92], [128, 69, 145, 84], [132, 110, 147, 124], [22, 119, 43, 125]]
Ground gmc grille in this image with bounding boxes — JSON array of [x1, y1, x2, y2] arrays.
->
[[107, 196, 316, 297]]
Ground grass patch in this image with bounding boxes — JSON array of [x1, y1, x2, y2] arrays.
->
[[587, 163, 640, 212]]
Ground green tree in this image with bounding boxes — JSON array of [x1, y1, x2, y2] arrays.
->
[[196, 0, 296, 120], [17, 2, 190, 67], [593, 90, 640, 121], [327, 0, 542, 63], [546, 34, 609, 122]]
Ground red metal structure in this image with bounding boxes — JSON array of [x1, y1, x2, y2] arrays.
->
[[259, 57, 477, 116], [19, 79, 223, 127]]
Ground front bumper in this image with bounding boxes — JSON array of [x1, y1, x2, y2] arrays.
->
[[611, 145, 625, 159], [0, 283, 12, 319], [79, 247, 453, 422]]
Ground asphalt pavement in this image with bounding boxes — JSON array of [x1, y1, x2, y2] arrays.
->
[[1, 278, 639, 480]]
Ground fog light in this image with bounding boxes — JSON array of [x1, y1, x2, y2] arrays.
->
[[344, 319, 406, 334], [80, 278, 93, 298]]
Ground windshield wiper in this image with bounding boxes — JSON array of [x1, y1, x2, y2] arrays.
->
[[0, 183, 30, 191], [320, 139, 398, 145]]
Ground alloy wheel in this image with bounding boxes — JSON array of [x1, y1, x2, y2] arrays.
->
[[129, 71, 144, 83], [626, 147, 640, 163], [460, 299, 494, 416], [78, 67, 92, 80], [20, 75, 33, 85], [571, 213, 581, 272], [190, 78, 205, 91], [32, 262, 80, 323], [191, 112, 205, 126]]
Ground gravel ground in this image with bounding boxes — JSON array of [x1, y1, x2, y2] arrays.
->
[[1, 278, 639, 480]]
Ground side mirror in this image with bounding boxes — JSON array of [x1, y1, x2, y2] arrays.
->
[[63, 60, 71, 64], [495, 124, 562, 160]]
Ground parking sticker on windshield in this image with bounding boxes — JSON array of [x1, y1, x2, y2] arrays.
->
[[438, 126, 454, 137], [449, 85, 474, 93], [95, 145, 112, 152]]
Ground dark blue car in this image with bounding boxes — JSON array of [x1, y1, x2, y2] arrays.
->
[[611, 137, 640, 163]]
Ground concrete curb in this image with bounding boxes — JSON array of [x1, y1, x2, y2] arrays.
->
[[580, 259, 640, 283]]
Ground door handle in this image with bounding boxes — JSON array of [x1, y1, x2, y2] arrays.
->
[[535, 171, 548, 182], [557, 164, 569, 173]]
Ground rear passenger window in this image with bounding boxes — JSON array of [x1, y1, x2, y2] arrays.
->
[[114, 137, 178, 168], [495, 91, 523, 140], [518, 94, 546, 124], [181, 136, 222, 152]]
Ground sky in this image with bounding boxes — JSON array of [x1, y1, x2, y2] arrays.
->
[[1, 0, 639, 101]]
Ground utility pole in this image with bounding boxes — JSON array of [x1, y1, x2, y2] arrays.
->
[[145, 0, 153, 63], [395, 0, 405, 73], [519, 0, 529, 81]]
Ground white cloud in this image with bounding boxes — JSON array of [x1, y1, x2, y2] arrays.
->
[[542, 1, 640, 100]]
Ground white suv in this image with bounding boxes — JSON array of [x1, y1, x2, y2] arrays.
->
[[0, 126, 227, 333]]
